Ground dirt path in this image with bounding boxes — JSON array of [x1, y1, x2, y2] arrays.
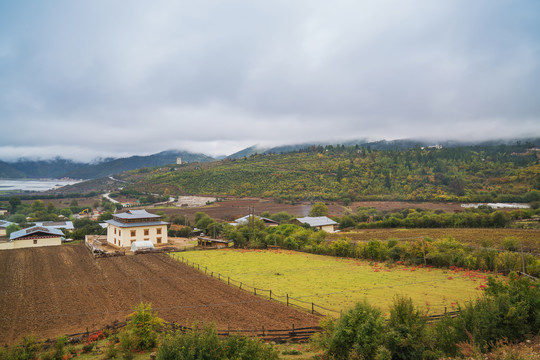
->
[[0, 245, 319, 345]]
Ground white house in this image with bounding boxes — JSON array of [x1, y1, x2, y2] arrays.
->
[[0, 226, 64, 250], [295, 216, 338, 233], [104, 209, 168, 248]]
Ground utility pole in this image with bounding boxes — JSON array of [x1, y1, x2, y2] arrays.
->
[[248, 206, 255, 243]]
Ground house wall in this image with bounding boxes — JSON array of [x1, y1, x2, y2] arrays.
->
[[107, 224, 168, 248], [0, 242, 13, 250], [13, 237, 62, 249], [0, 229, 6, 237], [318, 224, 335, 233]]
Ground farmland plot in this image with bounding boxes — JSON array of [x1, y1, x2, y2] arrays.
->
[[174, 249, 495, 315], [0, 245, 318, 345]]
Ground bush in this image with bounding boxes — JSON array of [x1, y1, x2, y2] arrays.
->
[[157, 324, 278, 360], [326, 300, 386, 360], [0, 336, 40, 360], [385, 296, 429, 360], [124, 303, 163, 351]]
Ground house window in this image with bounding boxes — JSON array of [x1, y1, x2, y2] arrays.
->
[[131, 240, 135, 244], [114, 228, 117, 235], [144, 229, 149, 236], [157, 228, 162, 235], [131, 230, 136, 237], [33, 239, 38, 244], [157, 237, 162, 244], [119, 230, 121, 236]]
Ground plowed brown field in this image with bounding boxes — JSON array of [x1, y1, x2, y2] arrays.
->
[[0, 245, 319, 345]]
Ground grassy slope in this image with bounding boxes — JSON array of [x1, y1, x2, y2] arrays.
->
[[171, 249, 492, 315], [126, 145, 539, 202]]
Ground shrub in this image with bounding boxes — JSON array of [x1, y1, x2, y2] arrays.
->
[[156, 324, 278, 360], [326, 299, 386, 360], [125, 302, 163, 350], [0, 336, 40, 360], [385, 296, 429, 360]]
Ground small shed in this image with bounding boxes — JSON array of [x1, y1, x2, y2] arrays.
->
[[130, 240, 155, 252], [295, 216, 338, 233]]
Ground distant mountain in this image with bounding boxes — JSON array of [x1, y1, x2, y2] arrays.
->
[[226, 145, 270, 159], [62, 150, 215, 179], [227, 138, 540, 158], [0, 160, 26, 178], [0, 158, 86, 179]]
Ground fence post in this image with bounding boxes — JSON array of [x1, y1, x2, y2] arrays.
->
[[228, 276, 230, 285], [240, 282, 242, 290], [286, 294, 289, 306], [218, 273, 220, 280], [262, 325, 265, 336], [269, 289, 272, 300], [291, 323, 295, 337], [211, 272, 214, 277], [254, 288, 257, 296], [312, 302, 314, 314]]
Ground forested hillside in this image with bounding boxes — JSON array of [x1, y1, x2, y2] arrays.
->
[[122, 143, 540, 203]]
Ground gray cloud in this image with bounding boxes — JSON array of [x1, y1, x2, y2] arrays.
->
[[0, 0, 539, 161]]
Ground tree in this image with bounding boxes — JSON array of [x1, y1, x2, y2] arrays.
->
[[8, 196, 21, 211], [327, 300, 387, 360], [309, 202, 329, 217], [6, 223, 21, 237]]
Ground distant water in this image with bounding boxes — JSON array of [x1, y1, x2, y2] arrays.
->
[[0, 179, 81, 192]]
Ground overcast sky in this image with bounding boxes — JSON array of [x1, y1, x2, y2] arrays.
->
[[1, 1, 539, 161]]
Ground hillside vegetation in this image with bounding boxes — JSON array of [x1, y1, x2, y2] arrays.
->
[[123, 143, 540, 203]]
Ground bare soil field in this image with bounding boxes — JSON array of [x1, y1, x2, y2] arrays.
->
[[327, 228, 540, 252], [0, 245, 318, 345], [155, 198, 463, 222]]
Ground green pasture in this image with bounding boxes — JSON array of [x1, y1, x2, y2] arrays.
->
[[171, 249, 494, 316]]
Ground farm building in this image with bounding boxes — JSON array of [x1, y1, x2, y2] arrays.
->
[[230, 215, 279, 227], [104, 209, 168, 248], [0, 220, 14, 237], [0, 226, 63, 250], [295, 216, 338, 233], [0, 207, 8, 216]]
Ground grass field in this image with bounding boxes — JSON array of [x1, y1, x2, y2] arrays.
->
[[171, 249, 495, 316], [327, 228, 540, 252]]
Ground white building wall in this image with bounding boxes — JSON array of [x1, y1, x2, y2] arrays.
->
[[107, 224, 168, 248]]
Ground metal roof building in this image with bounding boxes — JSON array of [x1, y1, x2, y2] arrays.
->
[[295, 216, 337, 233]]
